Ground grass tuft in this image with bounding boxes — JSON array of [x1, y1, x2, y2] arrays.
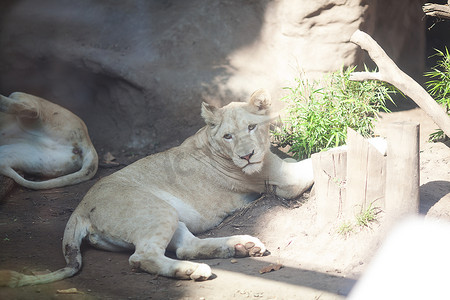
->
[[355, 202, 382, 228], [337, 202, 382, 237]]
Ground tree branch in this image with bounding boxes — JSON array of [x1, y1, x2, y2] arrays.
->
[[423, 2, 450, 19], [349, 30, 450, 138]]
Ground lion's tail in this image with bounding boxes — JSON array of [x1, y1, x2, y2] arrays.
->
[[0, 214, 86, 287], [0, 267, 79, 288], [2, 145, 98, 190]]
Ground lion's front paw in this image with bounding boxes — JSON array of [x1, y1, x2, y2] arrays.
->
[[234, 239, 269, 258]]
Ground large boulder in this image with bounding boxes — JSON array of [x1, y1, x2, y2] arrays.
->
[[0, 0, 425, 153]]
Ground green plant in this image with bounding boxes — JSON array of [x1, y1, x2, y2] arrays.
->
[[355, 202, 381, 228], [337, 202, 382, 237], [272, 67, 395, 160], [337, 221, 354, 237], [425, 47, 450, 142]]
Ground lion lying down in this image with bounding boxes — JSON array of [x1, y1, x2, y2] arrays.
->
[[0, 92, 98, 190], [0, 89, 314, 286]]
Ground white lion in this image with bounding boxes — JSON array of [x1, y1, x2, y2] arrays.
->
[[0, 89, 313, 286], [0, 92, 98, 189]]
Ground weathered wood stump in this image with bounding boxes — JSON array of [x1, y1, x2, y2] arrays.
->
[[385, 122, 420, 216], [312, 148, 347, 225], [312, 123, 419, 226], [346, 128, 386, 219]]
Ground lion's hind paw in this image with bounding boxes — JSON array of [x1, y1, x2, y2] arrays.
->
[[234, 241, 269, 258], [185, 263, 212, 281]]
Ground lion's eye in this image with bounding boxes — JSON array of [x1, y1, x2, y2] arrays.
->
[[223, 133, 232, 140], [248, 124, 257, 131]]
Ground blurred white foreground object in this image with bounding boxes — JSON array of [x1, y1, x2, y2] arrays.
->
[[349, 216, 450, 300]]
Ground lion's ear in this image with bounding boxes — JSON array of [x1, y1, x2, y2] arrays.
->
[[201, 102, 219, 127], [248, 89, 271, 115]]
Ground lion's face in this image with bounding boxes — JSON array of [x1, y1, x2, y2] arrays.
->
[[201, 89, 272, 175]]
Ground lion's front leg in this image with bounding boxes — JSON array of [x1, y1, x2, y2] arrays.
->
[[168, 222, 268, 260], [264, 152, 314, 199]]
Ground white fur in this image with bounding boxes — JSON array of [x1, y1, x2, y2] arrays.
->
[[0, 92, 98, 189]]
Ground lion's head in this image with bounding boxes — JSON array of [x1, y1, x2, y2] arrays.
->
[[201, 89, 272, 175]]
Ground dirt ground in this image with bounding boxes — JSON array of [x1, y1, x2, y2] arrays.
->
[[0, 106, 449, 300]]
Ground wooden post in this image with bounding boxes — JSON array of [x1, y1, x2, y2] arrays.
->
[[311, 149, 347, 226], [384, 122, 420, 216], [345, 128, 386, 219], [313, 124, 418, 226]]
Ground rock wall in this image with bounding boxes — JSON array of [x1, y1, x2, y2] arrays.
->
[[0, 0, 426, 153]]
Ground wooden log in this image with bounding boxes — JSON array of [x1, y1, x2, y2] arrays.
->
[[385, 122, 420, 217], [349, 30, 450, 139], [311, 148, 347, 226], [423, 1, 450, 19], [345, 128, 386, 219]]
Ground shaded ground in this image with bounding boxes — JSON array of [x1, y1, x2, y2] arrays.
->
[[0, 107, 449, 299]]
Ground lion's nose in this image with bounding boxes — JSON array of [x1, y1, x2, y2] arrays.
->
[[240, 150, 255, 162]]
